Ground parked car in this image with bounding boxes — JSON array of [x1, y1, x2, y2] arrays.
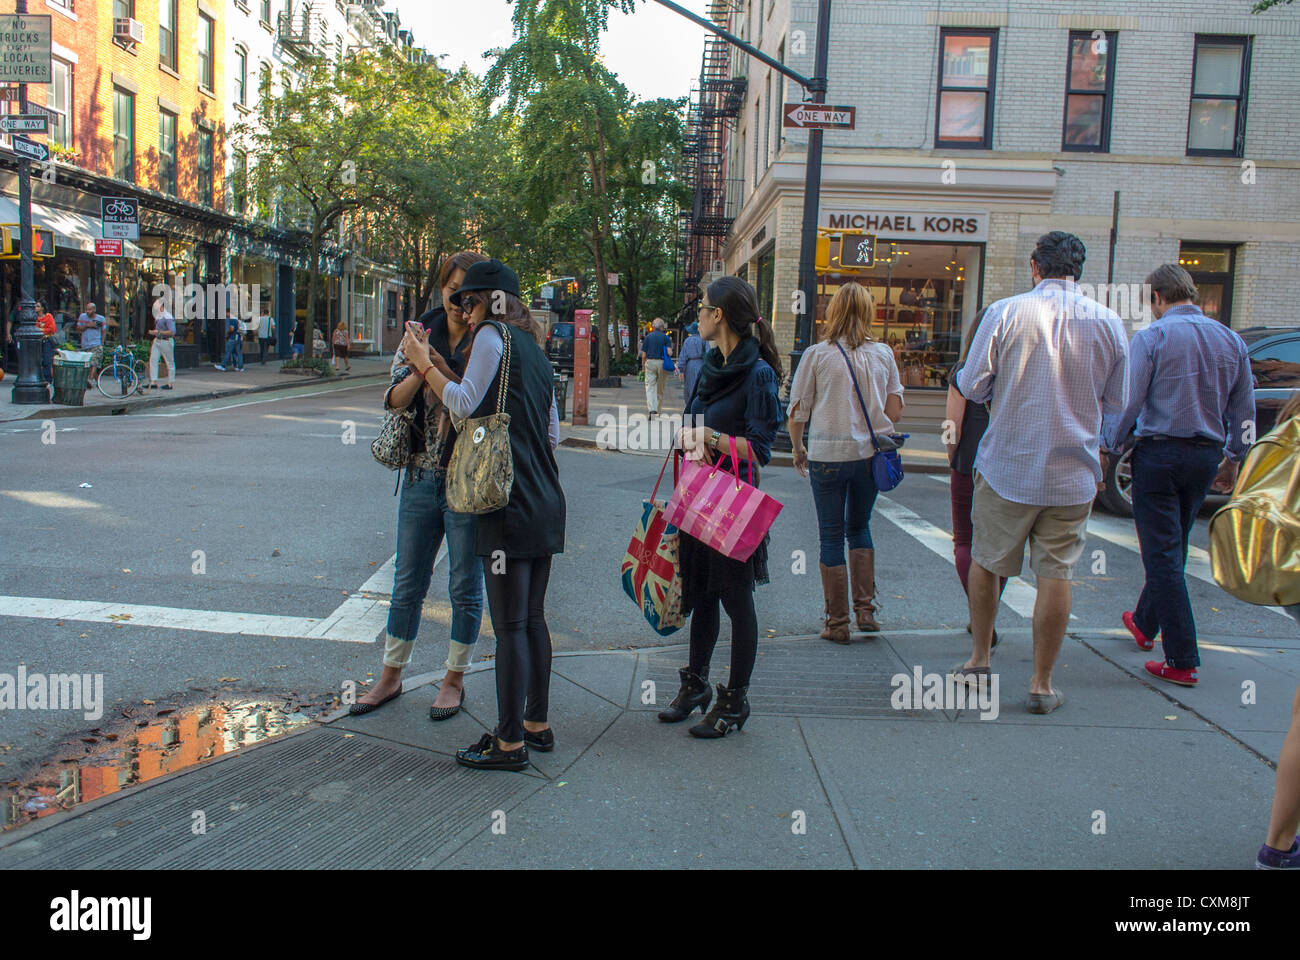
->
[[1096, 326, 1300, 516], [544, 320, 598, 374]]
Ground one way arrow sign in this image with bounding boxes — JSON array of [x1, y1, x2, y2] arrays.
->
[[782, 103, 856, 130]]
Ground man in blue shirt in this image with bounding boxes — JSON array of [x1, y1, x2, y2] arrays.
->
[[1104, 263, 1254, 688], [215, 315, 245, 372], [639, 317, 673, 417]]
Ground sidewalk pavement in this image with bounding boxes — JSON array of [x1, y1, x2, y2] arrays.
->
[[0, 627, 1285, 869], [560, 377, 951, 474], [0, 354, 393, 422]]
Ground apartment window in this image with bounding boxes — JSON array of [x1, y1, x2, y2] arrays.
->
[[114, 0, 133, 20], [1179, 243, 1236, 326], [159, 0, 178, 70], [113, 88, 134, 181], [198, 14, 215, 90], [1062, 31, 1116, 151], [1188, 36, 1251, 157], [232, 150, 248, 215], [158, 110, 177, 196], [234, 47, 247, 105], [49, 59, 72, 150], [935, 29, 998, 149], [260, 0, 271, 22], [259, 61, 272, 95], [198, 128, 214, 206], [753, 100, 760, 187], [763, 74, 771, 169]]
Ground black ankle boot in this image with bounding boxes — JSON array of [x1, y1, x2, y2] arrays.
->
[[658, 667, 711, 722], [689, 684, 749, 738]]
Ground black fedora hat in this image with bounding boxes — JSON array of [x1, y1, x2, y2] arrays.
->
[[449, 259, 521, 307]]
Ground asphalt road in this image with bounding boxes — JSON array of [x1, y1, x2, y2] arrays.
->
[[0, 379, 1292, 770]]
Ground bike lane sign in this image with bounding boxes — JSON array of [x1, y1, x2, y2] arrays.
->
[[101, 196, 139, 240]]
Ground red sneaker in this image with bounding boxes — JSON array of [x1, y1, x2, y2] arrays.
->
[[1123, 611, 1154, 651], [1144, 660, 1198, 687]]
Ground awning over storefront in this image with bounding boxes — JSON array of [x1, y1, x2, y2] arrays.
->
[[0, 196, 144, 258]]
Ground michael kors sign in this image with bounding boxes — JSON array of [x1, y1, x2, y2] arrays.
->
[[824, 210, 988, 242]]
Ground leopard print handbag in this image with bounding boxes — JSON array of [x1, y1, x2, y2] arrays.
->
[[446, 323, 515, 514]]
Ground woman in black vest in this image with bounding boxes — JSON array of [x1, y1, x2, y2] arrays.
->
[[415, 259, 565, 771], [661, 276, 782, 738]]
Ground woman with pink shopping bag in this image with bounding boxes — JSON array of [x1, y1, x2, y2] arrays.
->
[[660, 276, 783, 739]]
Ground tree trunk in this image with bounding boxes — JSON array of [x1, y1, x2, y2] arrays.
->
[[590, 236, 611, 380], [305, 222, 323, 360]]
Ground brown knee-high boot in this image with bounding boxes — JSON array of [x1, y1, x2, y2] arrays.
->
[[849, 548, 880, 632], [819, 563, 851, 644]]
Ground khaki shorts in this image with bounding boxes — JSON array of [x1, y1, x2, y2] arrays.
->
[[970, 473, 1091, 580]]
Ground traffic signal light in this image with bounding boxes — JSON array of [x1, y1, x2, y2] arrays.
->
[[0, 224, 55, 259]]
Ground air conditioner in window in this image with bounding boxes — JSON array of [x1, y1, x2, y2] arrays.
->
[[114, 18, 145, 44]]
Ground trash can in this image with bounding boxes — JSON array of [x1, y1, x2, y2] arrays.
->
[[52, 359, 89, 405], [553, 369, 569, 422]]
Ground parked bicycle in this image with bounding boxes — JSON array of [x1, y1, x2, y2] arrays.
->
[[95, 344, 149, 398]]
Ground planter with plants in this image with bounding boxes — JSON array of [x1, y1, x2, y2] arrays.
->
[[280, 356, 335, 377]]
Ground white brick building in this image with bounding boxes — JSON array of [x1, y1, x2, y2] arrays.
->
[[708, 0, 1300, 409]]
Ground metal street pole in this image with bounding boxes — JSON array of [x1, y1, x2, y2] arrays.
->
[[9, 0, 45, 403], [792, 0, 833, 378]]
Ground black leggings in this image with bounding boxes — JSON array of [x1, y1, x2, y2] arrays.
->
[[687, 580, 758, 691], [485, 556, 553, 744]]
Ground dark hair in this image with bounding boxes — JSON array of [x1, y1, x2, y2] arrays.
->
[[438, 250, 489, 289], [958, 305, 993, 365], [1144, 263, 1198, 304], [483, 290, 541, 345], [1031, 231, 1087, 281], [705, 275, 784, 379]]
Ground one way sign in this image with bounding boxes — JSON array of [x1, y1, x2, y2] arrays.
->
[[782, 103, 856, 130]]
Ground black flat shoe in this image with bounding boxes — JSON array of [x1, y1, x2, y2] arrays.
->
[[348, 686, 402, 715], [429, 685, 465, 721], [523, 726, 554, 752], [456, 732, 529, 771]]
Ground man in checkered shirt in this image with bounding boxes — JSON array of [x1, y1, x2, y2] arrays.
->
[[954, 231, 1128, 715]]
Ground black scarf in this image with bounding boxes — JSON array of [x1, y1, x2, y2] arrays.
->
[[693, 333, 760, 407]]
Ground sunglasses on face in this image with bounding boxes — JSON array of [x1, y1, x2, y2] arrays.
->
[[459, 293, 482, 313], [698, 303, 716, 314]]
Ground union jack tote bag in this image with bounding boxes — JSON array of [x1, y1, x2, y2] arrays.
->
[[621, 449, 686, 636]]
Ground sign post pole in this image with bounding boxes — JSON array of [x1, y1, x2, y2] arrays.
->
[[7, 1, 51, 404]]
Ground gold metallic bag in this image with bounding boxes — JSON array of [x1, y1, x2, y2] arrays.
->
[[446, 323, 514, 515], [1209, 415, 1300, 606]]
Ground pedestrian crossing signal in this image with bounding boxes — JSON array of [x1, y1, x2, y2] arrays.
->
[[0, 224, 55, 259]]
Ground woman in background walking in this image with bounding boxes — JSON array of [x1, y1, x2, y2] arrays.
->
[[350, 251, 488, 719], [420, 259, 565, 771], [660, 276, 781, 738], [787, 282, 903, 641], [678, 320, 706, 412], [332, 321, 351, 371], [945, 306, 1007, 645]]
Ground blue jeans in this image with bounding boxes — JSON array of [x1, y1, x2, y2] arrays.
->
[[222, 337, 244, 369], [387, 467, 484, 648], [41, 337, 53, 382], [809, 459, 878, 567], [1131, 438, 1223, 669]]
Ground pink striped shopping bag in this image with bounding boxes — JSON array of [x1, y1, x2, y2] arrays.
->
[[664, 437, 783, 561]]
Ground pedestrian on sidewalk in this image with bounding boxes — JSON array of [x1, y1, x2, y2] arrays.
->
[[1254, 391, 1300, 869], [640, 317, 672, 417], [787, 281, 903, 641], [415, 259, 564, 771], [35, 300, 56, 385], [256, 309, 275, 363], [678, 319, 706, 411], [661, 276, 782, 738], [75, 302, 105, 384], [1104, 264, 1254, 688], [147, 296, 177, 390], [953, 231, 1128, 714], [332, 321, 351, 371], [313, 326, 327, 358], [945, 305, 1007, 644], [216, 316, 245, 372], [350, 251, 489, 721], [291, 320, 305, 357]]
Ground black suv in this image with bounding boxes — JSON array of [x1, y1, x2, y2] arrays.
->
[[545, 321, 598, 374], [1097, 326, 1300, 516]]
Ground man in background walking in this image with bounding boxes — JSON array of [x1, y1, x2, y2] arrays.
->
[[76, 302, 105, 384], [148, 295, 177, 390], [1105, 263, 1254, 688], [639, 317, 672, 417], [257, 309, 275, 363], [955, 231, 1128, 714]]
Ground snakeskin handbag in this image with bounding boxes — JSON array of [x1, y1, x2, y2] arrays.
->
[[371, 407, 416, 470], [446, 323, 514, 514]]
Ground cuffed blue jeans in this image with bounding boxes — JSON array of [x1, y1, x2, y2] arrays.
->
[[221, 337, 244, 369], [386, 466, 484, 663], [1131, 438, 1223, 670], [809, 458, 878, 567]]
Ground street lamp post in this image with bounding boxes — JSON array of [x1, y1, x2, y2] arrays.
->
[[9, 0, 46, 404]]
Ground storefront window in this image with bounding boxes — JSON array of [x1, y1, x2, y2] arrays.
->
[[755, 245, 775, 322], [815, 239, 983, 388]]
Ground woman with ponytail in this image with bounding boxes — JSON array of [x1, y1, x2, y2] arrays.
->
[[660, 276, 782, 738]]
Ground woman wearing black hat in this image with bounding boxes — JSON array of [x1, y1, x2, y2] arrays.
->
[[661, 276, 783, 738], [410, 259, 565, 771]]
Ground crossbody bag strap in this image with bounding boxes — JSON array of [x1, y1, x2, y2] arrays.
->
[[834, 341, 882, 455], [483, 320, 510, 416]]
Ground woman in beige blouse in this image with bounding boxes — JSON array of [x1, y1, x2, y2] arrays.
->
[[788, 282, 904, 641]]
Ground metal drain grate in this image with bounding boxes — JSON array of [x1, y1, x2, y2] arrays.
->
[[636, 638, 937, 720], [0, 728, 539, 870]]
